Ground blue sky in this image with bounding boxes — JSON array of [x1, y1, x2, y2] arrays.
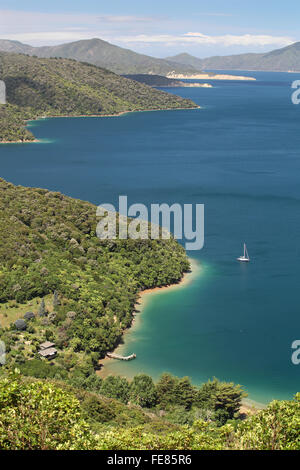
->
[[0, 0, 299, 57]]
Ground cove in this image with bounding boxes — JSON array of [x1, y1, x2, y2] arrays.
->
[[1, 70, 300, 403]]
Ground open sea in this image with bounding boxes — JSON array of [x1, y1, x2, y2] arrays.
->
[[1, 70, 300, 404]]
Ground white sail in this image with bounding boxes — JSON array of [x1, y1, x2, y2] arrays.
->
[[237, 243, 250, 262]]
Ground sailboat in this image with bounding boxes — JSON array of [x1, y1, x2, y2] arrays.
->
[[237, 243, 250, 262]]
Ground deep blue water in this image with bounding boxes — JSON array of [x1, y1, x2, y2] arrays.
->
[[1, 71, 300, 403]]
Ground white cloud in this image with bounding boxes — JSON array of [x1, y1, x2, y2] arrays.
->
[[97, 15, 160, 23], [0, 10, 167, 45], [1, 32, 98, 43], [112, 32, 294, 48], [0, 9, 295, 52]]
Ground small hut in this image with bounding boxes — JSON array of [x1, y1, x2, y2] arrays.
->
[[38, 348, 57, 359], [39, 341, 55, 350], [38, 341, 57, 359]]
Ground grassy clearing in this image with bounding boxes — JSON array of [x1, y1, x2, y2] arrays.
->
[[0, 294, 53, 328]]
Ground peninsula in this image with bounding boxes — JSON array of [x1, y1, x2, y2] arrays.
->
[[0, 178, 190, 372], [123, 74, 212, 88], [0, 52, 198, 143], [167, 72, 256, 81]]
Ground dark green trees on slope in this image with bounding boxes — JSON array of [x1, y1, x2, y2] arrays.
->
[[0, 52, 197, 142], [0, 104, 35, 142], [0, 179, 190, 370]]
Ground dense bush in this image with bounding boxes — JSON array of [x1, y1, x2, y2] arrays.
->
[[0, 373, 96, 450], [129, 374, 157, 408], [19, 359, 68, 380], [0, 179, 190, 372], [0, 52, 196, 142], [0, 373, 299, 450]]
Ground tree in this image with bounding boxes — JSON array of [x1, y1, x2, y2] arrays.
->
[[53, 290, 60, 308], [129, 374, 157, 408], [45, 329, 54, 341], [38, 299, 47, 317], [236, 394, 300, 450], [100, 375, 130, 404], [214, 382, 247, 420], [173, 377, 195, 410], [0, 374, 96, 450], [195, 378, 247, 424], [81, 395, 116, 423], [156, 373, 178, 408]]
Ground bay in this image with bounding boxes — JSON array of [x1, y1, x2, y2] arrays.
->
[[1, 71, 300, 403]]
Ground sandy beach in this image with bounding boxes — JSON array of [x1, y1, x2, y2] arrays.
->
[[96, 258, 264, 415], [167, 73, 256, 81], [0, 139, 39, 144], [97, 258, 200, 377]]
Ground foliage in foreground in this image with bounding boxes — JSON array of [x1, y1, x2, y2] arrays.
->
[[0, 373, 96, 450], [0, 373, 299, 450]]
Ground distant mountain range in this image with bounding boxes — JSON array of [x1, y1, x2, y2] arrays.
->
[[167, 42, 300, 72], [165, 53, 205, 70], [1, 38, 300, 75], [0, 38, 195, 75]]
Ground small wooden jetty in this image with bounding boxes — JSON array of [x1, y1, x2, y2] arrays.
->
[[107, 352, 136, 361]]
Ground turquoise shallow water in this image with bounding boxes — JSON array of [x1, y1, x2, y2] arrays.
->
[[1, 71, 300, 403]]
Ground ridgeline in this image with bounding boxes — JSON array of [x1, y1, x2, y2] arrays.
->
[[0, 52, 197, 142], [0, 38, 198, 75]]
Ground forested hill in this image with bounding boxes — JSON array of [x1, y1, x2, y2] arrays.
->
[[0, 38, 197, 75], [0, 181, 299, 450], [0, 178, 190, 373], [123, 74, 189, 87], [167, 42, 300, 72], [0, 52, 197, 142]]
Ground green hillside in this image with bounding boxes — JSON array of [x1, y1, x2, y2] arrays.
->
[[0, 38, 197, 75], [167, 42, 300, 72], [122, 74, 189, 87], [0, 52, 197, 142], [0, 104, 35, 142], [2, 38, 300, 74], [0, 373, 299, 450], [0, 178, 190, 373]]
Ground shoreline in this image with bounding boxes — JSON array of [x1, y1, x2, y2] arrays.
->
[[160, 83, 212, 89], [167, 73, 256, 81], [97, 258, 267, 414], [0, 139, 39, 144], [1, 106, 201, 144], [30, 105, 201, 120], [97, 258, 200, 377]]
